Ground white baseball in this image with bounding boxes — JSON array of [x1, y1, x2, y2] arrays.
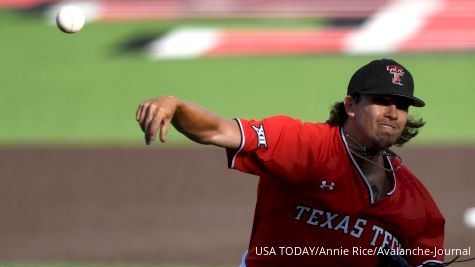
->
[[56, 5, 85, 33], [464, 207, 475, 228]]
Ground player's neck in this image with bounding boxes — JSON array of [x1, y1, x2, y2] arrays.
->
[[341, 125, 383, 156], [354, 153, 385, 173], [341, 125, 393, 173]]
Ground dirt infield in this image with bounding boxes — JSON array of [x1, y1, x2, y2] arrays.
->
[[0, 146, 474, 265]]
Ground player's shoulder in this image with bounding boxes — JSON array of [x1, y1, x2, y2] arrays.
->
[[253, 115, 303, 127], [245, 115, 339, 144], [263, 115, 335, 129], [267, 116, 338, 135]]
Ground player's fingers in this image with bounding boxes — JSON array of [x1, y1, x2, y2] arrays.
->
[[145, 106, 163, 139], [141, 104, 157, 133], [159, 119, 171, 143], [145, 132, 151, 145], [138, 102, 151, 130], [137, 102, 147, 122], [145, 117, 156, 145], [145, 105, 158, 130], [147, 113, 165, 143], [136, 102, 146, 121]]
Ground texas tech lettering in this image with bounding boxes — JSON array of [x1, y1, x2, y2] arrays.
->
[[294, 205, 402, 250]]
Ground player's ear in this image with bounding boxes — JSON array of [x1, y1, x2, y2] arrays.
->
[[344, 95, 356, 118]]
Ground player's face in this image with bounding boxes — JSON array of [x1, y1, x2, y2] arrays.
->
[[346, 94, 410, 150]]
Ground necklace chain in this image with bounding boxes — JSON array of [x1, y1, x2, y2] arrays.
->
[[343, 129, 404, 172]]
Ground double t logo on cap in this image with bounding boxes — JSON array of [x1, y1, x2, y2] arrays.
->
[[386, 65, 405, 86]]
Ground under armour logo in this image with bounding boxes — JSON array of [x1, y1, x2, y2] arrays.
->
[[251, 124, 267, 148], [386, 65, 404, 86], [320, 180, 335, 191]]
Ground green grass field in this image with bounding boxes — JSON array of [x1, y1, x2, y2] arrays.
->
[[2, 10, 475, 145]]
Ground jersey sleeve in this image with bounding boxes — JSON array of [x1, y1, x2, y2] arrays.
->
[[226, 115, 328, 183]]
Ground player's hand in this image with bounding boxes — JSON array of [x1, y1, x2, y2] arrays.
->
[[136, 96, 178, 145]]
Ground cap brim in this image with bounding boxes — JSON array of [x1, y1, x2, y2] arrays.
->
[[359, 89, 425, 107], [389, 94, 425, 107]]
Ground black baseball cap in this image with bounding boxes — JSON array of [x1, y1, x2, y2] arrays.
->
[[347, 59, 425, 107]]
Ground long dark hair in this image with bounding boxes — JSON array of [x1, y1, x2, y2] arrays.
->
[[326, 94, 425, 146]]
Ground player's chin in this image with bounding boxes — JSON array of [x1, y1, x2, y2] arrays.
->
[[376, 133, 400, 149]]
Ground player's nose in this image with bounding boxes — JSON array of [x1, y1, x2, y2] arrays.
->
[[384, 104, 398, 120]]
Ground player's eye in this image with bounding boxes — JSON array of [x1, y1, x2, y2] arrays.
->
[[369, 95, 410, 111], [369, 95, 392, 106], [396, 102, 410, 111]]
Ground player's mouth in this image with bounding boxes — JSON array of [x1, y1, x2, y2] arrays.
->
[[378, 123, 399, 133], [380, 124, 396, 129]]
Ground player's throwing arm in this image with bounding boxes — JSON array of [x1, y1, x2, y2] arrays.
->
[[136, 96, 241, 148]]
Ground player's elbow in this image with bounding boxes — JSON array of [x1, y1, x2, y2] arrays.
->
[[202, 120, 241, 149]]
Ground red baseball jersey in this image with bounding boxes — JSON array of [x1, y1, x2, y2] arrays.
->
[[226, 116, 445, 267]]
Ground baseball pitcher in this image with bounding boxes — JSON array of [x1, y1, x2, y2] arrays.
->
[[136, 59, 445, 267]]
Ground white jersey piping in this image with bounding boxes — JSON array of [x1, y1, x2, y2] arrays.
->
[[231, 118, 245, 169], [386, 159, 397, 196], [340, 128, 398, 202], [239, 249, 248, 267], [340, 127, 375, 204], [417, 259, 444, 267]]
